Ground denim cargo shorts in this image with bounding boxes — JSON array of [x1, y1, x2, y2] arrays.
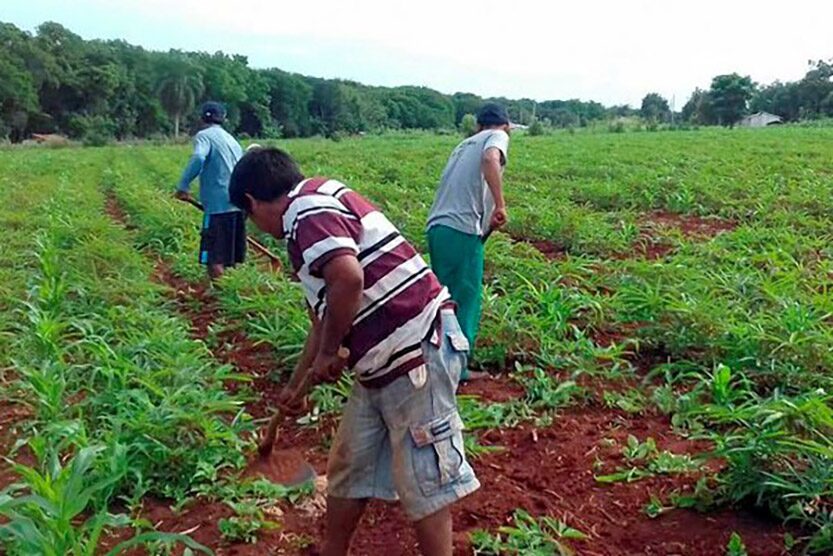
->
[[326, 309, 480, 521]]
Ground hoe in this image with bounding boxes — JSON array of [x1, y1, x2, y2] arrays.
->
[[251, 346, 350, 485]]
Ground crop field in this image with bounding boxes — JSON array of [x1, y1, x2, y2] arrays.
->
[[2, 126, 833, 555]]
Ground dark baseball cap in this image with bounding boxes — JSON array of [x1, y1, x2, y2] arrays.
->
[[477, 103, 511, 126], [201, 101, 226, 124]]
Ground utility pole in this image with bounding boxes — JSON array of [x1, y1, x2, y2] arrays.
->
[[671, 94, 676, 127]]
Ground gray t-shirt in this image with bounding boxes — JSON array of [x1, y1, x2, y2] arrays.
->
[[427, 129, 509, 236]]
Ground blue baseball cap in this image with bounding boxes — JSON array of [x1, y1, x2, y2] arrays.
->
[[477, 103, 511, 126], [201, 101, 226, 124]]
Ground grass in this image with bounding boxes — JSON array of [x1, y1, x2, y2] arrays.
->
[[2, 126, 833, 552]]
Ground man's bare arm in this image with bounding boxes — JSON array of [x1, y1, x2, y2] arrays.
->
[[483, 147, 508, 229], [283, 308, 321, 396], [318, 254, 364, 359]]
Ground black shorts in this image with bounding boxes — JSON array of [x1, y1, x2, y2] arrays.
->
[[200, 211, 246, 267]]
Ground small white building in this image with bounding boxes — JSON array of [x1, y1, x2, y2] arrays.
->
[[737, 112, 783, 128]]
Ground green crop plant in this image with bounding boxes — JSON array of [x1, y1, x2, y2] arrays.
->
[[1, 149, 253, 554], [603, 388, 649, 414], [515, 366, 583, 410], [471, 509, 587, 555], [457, 395, 536, 431], [596, 435, 703, 484], [725, 532, 748, 556], [0, 445, 210, 556], [298, 373, 355, 427], [218, 501, 279, 544]]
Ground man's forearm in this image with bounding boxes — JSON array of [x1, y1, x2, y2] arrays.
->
[[285, 317, 321, 392], [177, 155, 204, 192], [318, 278, 362, 356], [483, 159, 505, 208]]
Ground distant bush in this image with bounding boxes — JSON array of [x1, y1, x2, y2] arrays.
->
[[460, 114, 477, 137], [608, 121, 625, 133], [528, 118, 546, 136], [83, 131, 111, 147]]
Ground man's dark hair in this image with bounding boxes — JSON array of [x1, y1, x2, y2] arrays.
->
[[229, 148, 305, 212]]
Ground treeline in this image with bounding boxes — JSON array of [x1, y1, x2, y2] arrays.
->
[[678, 61, 833, 126], [2, 21, 830, 142], [0, 21, 612, 142]]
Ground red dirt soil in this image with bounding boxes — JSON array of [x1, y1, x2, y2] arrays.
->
[[642, 211, 737, 239], [104, 194, 136, 230], [265, 408, 787, 556], [625, 212, 738, 261], [246, 447, 317, 486], [509, 234, 567, 260], [0, 400, 34, 490], [509, 212, 736, 262], [100, 195, 788, 555], [459, 373, 526, 403]]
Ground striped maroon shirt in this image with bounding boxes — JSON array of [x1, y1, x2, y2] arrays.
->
[[283, 177, 450, 387]]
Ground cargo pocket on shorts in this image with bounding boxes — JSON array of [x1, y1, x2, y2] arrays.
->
[[444, 330, 469, 384], [409, 409, 466, 496], [447, 331, 470, 353]]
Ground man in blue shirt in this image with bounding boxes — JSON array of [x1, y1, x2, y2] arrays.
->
[[174, 101, 245, 279]]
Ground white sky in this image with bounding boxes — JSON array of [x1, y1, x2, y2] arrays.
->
[[6, 0, 833, 107]]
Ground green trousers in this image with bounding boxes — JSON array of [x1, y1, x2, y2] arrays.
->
[[427, 225, 484, 379]]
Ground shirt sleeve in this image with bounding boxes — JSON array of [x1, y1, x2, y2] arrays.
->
[[291, 207, 361, 278], [176, 133, 211, 192], [483, 130, 509, 166]]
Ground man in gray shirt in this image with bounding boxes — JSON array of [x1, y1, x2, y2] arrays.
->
[[427, 103, 511, 381]]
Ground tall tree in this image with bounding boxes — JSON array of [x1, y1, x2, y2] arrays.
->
[[681, 88, 714, 124], [640, 93, 671, 122], [451, 92, 483, 125], [261, 69, 312, 137], [750, 81, 802, 121], [156, 55, 204, 137], [708, 73, 755, 127], [797, 59, 833, 118]]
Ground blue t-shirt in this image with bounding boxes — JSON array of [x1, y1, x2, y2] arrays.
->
[[177, 125, 243, 214]]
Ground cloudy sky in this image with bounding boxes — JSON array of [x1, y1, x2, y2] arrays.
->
[[6, 0, 832, 107]]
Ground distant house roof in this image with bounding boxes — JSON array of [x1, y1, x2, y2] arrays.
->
[[738, 112, 783, 127]]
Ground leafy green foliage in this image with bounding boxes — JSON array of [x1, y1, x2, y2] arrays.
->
[[516, 367, 582, 410], [207, 478, 311, 544], [298, 373, 355, 426], [726, 532, 748, 556], [460, 113, 477, 137], [640, 93, 671, 123], [471, 509, 586, 555], [0, 149, 249, 554], [218, 502, 278, 544], [596, 435, 702, 484], [7, 21, 827, 142], [527, 118, 546, 136], [0, 445, 210, 556]]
